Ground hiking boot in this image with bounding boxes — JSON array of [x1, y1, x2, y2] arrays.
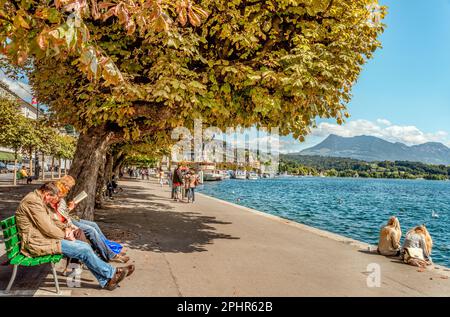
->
[[105, 268, 127, 291]]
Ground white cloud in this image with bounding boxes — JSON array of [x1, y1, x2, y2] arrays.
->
[[0, 71, 33, 102], [376, 118, 392, 126], [310, 119, 450, 147]]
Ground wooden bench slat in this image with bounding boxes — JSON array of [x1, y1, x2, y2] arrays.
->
[[51, 255, 63, 263], [39, 255, 52, 264], [0, 216, 16, 230], [3, 226, 18, 239], [5, 234, 20, 250], [19, 257, 33, 266], [10, 254, 26, 265], [7, 245, 20, 259], [30, 257, 43, 266]]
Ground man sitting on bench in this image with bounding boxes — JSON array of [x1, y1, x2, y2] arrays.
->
[[15, 182, 134, 290]]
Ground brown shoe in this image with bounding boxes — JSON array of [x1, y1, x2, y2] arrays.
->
[[105, 268, 127, 291], [125, 264, 135, 277], [110, 254, 130, 263]]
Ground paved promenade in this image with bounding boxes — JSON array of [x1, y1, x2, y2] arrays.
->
[[1, 179, 449, 296]]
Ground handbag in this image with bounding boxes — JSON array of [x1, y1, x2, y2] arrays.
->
[[403, 247, 428, 267], [103, 238, 123, 254]]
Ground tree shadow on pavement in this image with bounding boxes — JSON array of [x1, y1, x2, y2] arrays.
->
[[95, 184, 240, 254]]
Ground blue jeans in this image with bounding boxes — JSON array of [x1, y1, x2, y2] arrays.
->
[[61, 240, 115, 288], [187, 188, 195, 202], [71, 219, 116, 261]]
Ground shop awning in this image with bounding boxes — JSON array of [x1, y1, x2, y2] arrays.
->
[[0, 151, 22, 162]]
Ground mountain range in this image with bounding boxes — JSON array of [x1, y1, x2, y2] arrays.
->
[[296, 134, 450, 165]]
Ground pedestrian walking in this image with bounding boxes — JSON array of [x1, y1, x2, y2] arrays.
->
[[186, 171, 199, 203], [159, 169, 164, 187], [172, 165, 183, 201]]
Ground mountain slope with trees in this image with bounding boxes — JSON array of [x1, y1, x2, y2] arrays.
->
[[298, 134, 450, 165], [280, 154, 450, 180]]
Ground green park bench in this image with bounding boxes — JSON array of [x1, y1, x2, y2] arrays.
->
[[1, 215, 63, 294]]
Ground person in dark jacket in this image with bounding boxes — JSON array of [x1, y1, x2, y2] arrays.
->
[[172, 165, 183, 201]]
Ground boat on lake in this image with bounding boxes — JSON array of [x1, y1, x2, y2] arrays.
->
[[218, 170, 231, 179], [203, 170, 224, 181], [233, 170, 247, 180]]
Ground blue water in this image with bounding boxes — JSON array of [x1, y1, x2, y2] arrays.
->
[[197, 177, 450, 267]]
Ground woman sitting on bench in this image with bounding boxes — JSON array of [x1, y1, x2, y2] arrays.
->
[[52, 176, 129, 263]]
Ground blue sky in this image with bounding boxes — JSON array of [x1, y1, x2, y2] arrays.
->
[[280, 0, 450, 152], [1, 0, 450, 152], [351, 0, 450, 128]]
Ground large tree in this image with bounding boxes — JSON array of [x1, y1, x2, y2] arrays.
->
[[1, 0, 386, 219]]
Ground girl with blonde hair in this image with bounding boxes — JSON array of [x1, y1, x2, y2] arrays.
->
[[402, 225, 433, 266], [377, 216, 402, 256]]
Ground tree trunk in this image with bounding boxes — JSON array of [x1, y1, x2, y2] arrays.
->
[[68, 125, 113, 221], [58, 158, 62, 179], [13, 156, 17, 186], [64, 159, 67, 175], [29, 148, 33, 176], [51, 156, 55, 179], [105, 153, 114, 185], [94, 151, 111, 209], [112, 152, 126, 177], [41, 153, 45, 181], [117, 161, 125, 178]]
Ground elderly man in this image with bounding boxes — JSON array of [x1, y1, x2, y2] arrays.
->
[[15, 182, 134, 290]]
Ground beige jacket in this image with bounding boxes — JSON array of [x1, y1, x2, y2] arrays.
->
[[15, 190, 65, 257], [378, 226, 401, 256]]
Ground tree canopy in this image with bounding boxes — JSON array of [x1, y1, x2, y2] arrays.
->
[[1, 0, 386, 217], [0, 98, 76, 160], [1, 0, 386, 140], [0, 98, 38, 157]]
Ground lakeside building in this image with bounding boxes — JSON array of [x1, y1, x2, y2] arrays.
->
[[0, 80, 72, 172], [0, 81, 38, 161]]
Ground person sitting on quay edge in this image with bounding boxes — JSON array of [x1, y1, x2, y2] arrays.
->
[[377, 216, 402, 256], [401, 225, 433, 267], [15, 182, 134, 290]]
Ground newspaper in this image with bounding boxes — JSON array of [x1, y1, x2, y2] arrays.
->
[[73, 191, 88, 204]]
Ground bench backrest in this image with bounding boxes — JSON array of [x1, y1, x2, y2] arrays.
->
[[1, 216, 21, 259]]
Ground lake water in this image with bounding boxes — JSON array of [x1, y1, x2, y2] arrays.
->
[[197, 177, 450, 267]]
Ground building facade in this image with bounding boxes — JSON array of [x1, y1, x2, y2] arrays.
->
[[0, 81, 39, 161]]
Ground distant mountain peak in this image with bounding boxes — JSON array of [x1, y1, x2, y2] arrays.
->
[[299, 135, 450, 165]]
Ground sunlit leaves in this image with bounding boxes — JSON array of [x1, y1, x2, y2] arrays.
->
[[0, 0, 209, 86], [4, 0, 385, 157]]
